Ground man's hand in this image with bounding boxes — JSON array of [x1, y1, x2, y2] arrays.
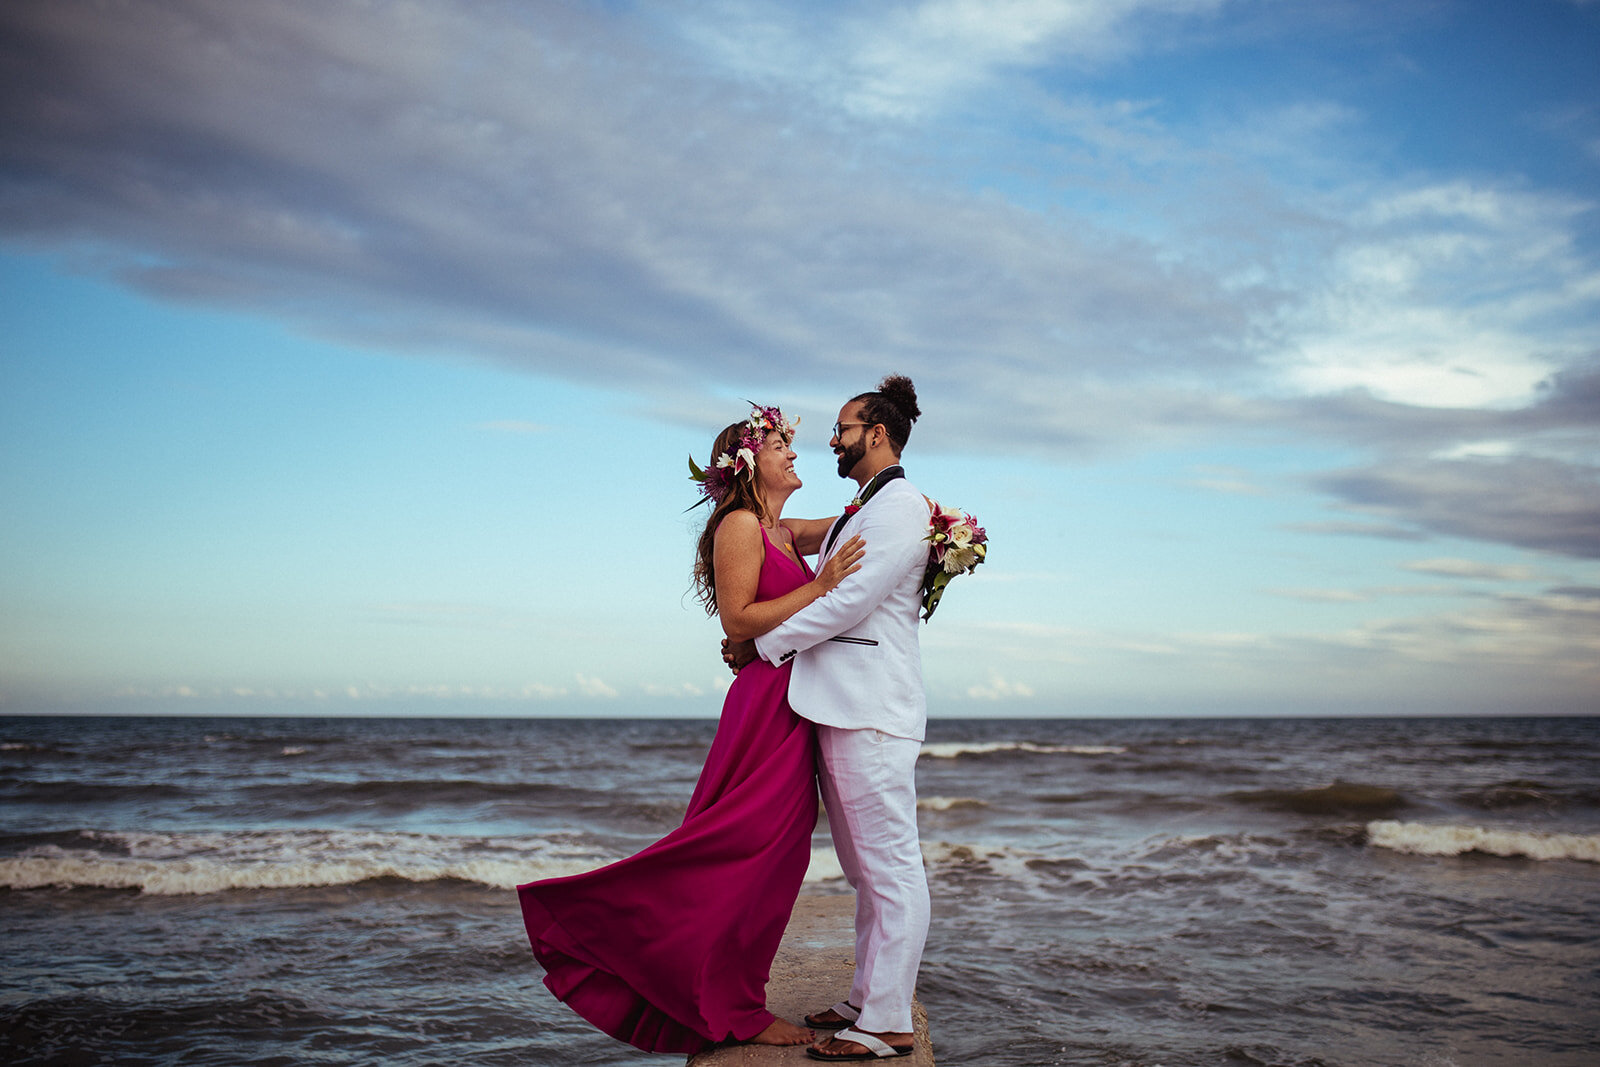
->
[[721, 637, 758, 675]]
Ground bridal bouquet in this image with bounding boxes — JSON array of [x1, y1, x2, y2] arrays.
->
[[921, 502, 987, 621]]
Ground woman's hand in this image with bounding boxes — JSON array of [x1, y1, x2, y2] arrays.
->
[[814, 535, 865, 594]]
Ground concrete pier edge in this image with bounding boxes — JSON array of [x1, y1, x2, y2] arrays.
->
[[687, 894, 934, 1066]]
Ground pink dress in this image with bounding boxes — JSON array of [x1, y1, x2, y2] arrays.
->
[[518, 528, 819, 1054]]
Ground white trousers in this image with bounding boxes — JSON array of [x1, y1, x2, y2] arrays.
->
[[817, 725, 930, 1035]]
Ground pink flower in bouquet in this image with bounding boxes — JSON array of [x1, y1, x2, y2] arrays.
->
[[921, 501, 987, 620]]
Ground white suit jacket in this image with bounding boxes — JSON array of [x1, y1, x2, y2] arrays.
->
[[755, 475, 929, 741]]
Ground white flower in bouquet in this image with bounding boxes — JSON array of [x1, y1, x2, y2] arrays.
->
[[921, 502, 988, 620]]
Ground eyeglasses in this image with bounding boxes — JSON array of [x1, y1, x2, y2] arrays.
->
[[831, 421, 870, 438]]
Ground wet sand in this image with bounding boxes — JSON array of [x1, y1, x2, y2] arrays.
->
[[689, 893, 934, 1066]]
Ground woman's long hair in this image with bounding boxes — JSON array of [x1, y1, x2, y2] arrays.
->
[[692, 421, 776, 615]]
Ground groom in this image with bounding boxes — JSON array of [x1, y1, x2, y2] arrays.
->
[[740, 375, 930, 1061]]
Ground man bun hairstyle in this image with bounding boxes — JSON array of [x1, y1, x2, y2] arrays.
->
[[852, 374, 920, 456]]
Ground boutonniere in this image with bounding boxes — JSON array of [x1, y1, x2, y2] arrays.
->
[[843, 499, 862, 518], [920, 502, 987, 621]]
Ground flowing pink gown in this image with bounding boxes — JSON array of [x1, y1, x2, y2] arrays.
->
[[518, 528, 819, 1054]]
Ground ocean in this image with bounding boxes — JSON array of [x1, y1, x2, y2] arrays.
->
[[2, 714, 1596, 1066]]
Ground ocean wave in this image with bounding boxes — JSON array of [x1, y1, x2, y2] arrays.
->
[[245, 778, 565, 807], [0, 828, 605, 895], [3, 991, 336, 1053], [1229, 781, 1405, 816], [922, 839, 1041, 877], [918, 796, 989, 811], [919, 741, 1125, 759], [1367, 820, 1600, 863], [802, 839, 1044, 881], [1456, 779, 1600, 813], [0, 780, 196, 803], [804, 847, 844, 883], [1141, 832, 1294, 860], [627, 739, 715, 752]]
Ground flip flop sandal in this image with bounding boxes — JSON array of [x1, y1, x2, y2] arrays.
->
[[804, 1001, 860, 1029], [805, 1026, 914, 1060]]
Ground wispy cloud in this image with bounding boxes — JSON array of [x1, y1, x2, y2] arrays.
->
[[0, 0, 1269, 409], [964, 671, 1037, 701], [675, 0, 1226, 119], [1314, 456, 1600, 559], [1185, 465, 1270, 495], [575, 674, 619, 699], [1280, 181, 1599, 410], [1, 0, 1595, 565], [1403, 559, 1541, 582], [1283, 520, 1431, 542]]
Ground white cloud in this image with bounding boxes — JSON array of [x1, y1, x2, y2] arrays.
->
[[576, 674, 619, 699], [1432, 439, 1517, 460], [846, 0, 1222, 117], [1403, 558, 1540, 582], [1279, 181, 1598, 410], [965, 672, 1037, 700], [678, 0, 1225, 119]]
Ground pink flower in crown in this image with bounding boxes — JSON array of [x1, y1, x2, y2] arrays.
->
[[688, 401, 799, 507], [697, 461, 735, 504]]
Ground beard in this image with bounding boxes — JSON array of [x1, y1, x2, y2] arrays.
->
[[834, 438, 867, 479]]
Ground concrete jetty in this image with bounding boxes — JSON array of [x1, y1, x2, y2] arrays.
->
[[688, 894, 934, 1066]]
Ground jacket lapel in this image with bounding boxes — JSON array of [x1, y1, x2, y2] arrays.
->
[[822, 466, 904, 557]]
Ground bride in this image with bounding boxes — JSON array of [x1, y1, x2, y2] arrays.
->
[[518, 403, 863, 1054]]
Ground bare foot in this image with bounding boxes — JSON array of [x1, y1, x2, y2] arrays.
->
[[750, 1017, 815, 1046]]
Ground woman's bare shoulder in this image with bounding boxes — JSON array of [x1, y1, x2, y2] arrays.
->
[[715, 508, 762, 540]]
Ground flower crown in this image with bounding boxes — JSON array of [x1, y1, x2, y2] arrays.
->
[[688, 402, 799, 506]]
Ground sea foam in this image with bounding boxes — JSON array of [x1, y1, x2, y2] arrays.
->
[[919, 741, 1125, 759], [918, 795, 990, 812], [0, 828, 602, 894], [1367, 820, 1600, 863]]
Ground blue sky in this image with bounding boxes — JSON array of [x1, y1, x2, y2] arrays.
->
[[1, 0, 1596, 717]]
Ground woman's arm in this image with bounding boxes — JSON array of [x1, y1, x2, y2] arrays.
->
[[753, 490, 928, 664], [715, 510, 864, 642], [780, 515, 839, 557]]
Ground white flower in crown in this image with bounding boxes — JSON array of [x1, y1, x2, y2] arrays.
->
[[689, 401, 799, 507]]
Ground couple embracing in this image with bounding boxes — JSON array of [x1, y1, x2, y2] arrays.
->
[[519, 375, 930, 1061]]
